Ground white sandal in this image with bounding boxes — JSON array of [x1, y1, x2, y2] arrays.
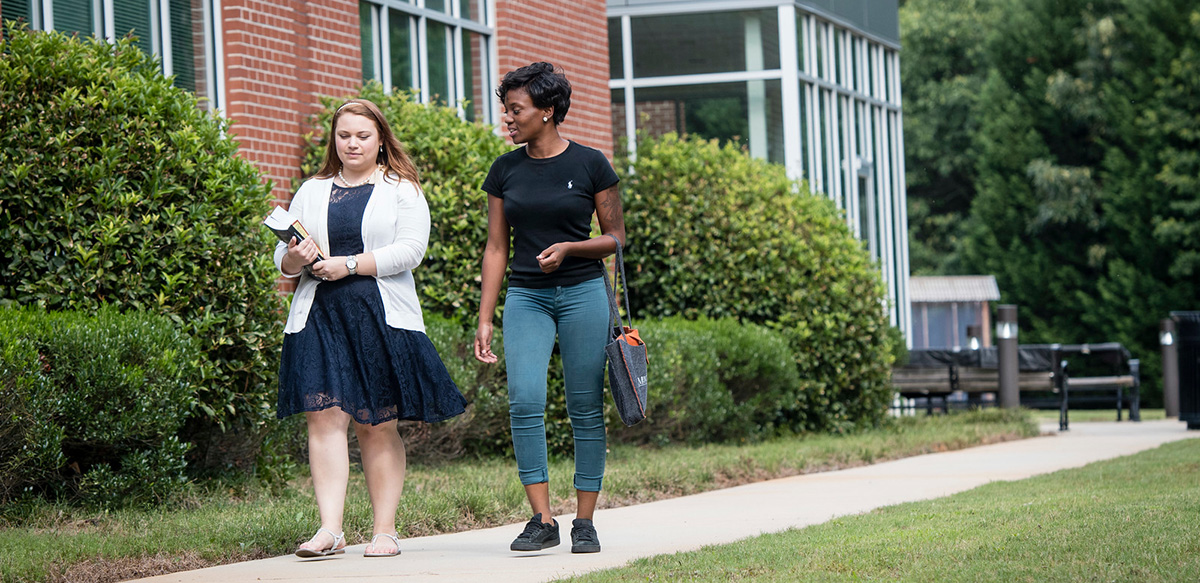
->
[[363, 532, 402, 557], [295, 528, 346, 557]]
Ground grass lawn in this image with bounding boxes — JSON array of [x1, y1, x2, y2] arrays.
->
[[1030, 407, 1166, 424], [565, 434, 1200, 583], [0, 410, 1036, 583]]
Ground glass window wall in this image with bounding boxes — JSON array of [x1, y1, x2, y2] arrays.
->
[[609, 2, 910, 336], [630, 10, 779, 78]]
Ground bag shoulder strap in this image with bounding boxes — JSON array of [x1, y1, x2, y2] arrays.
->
[[601, 233, 634, 330]]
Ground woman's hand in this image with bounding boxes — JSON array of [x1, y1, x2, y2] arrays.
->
[[282, 236, 320, 276], [474, 323, 498, 363], [310, 257, 350, 282], [536, 242, 570, 273]]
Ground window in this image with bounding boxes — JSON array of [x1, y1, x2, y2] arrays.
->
[[359, 0, 493, 123], [608, 18, 623, 79], [630, 10, 779, 78], [3, 0, 221, 110], [632, 81, 784, 164]]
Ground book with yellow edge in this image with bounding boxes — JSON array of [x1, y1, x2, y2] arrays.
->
[[263, 206, 326, 263]]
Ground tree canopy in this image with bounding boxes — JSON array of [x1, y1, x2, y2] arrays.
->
[[902, 0, 1200, 403]]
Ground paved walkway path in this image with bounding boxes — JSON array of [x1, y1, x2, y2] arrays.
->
[[129, 420, 1197, 583]]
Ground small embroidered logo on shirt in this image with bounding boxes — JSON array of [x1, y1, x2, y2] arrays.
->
[[567, 180, 574, 189]]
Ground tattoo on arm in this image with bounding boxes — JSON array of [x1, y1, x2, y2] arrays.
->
[[599, 185, 625, 229]]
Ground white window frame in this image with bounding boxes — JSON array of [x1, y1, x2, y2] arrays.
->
[[360, 0, 494, 124]]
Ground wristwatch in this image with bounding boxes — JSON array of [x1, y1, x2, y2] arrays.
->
[[346, 255, 358, 276]]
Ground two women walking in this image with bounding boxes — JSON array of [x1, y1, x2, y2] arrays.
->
[[273, 62, 626, 557]]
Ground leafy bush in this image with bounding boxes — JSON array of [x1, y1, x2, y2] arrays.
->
[[616, 133, 897, 431], [611, 317, 803, 445], [395, 315, 806, 457], [299, 82, 513, 318], [0, 306, 200, 508], [0, 26, 286, 471]]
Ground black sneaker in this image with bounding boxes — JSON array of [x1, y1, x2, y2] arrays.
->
[[570, 518, 601, 553], [510, 513, 560, 551]]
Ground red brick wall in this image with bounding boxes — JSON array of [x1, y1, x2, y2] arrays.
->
[[220, 0, 362, 292], [221, 0, 362, 209], [495, 0, 613, 158], [613, 100, 686, 146]]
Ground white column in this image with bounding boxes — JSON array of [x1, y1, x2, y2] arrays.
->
[[893, 50, 913, 340], [745, 14, 767, 160], [622, 15, 636, 158], [380, 8, 393, 93], [778, 5, 802, 182]]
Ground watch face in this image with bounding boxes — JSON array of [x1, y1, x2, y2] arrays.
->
[[346, 256, 357, 272]]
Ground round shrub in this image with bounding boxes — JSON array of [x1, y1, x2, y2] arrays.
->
[[0, 26, 286, 470], [0, 306, 200, 508], [616, 133, 897, 431]]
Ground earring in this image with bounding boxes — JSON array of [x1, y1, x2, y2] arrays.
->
[[543, 116, 549, 123]]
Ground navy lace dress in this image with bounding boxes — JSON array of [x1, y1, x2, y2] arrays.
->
[[277, 183, 467, 425]]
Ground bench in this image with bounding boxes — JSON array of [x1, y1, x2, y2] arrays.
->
[[1057, 366, 1141, 427], [892, 350, 1142, 431], [892, 366, 1060, 423]]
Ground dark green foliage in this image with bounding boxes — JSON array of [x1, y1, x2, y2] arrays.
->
[[899, 0, 998, 274], [0, 25, 286, 467], [298, 82, 513, 318], [953, 0, 1200, 405], [0, 306, 200, 508], [615, 133, 897, 431]]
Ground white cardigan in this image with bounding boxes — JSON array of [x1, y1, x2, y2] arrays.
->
[[274, 173, 430, 334]]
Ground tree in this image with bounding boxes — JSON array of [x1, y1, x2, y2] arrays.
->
[[957, 0, 1200, 404], [899, 0, 997, 274]]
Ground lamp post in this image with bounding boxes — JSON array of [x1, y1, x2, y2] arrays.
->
[[967, 324, 982, 351], [997, 305, 1019, 409], [1162, 318, 1179, 418]]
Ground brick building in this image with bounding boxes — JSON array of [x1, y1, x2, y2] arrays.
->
[[2, 0, 912, 338], [0, 0, 613, 207]]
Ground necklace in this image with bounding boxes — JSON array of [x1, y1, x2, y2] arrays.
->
[[338, 166, 375, 187]]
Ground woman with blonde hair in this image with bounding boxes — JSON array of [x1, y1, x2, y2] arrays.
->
[[275, 98, 467, 558]]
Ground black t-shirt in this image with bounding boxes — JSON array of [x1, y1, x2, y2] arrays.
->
[[482, 141, 620, 288]]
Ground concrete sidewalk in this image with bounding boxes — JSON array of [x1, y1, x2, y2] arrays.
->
[[129, 420, 1196, 583]]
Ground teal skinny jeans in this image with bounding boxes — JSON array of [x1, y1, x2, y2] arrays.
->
[[502, 276, 609, 491]]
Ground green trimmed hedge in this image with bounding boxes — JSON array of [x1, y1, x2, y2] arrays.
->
[[616, 134, 898, 432], [0, 306, 200, 509], [0, 25, 286, 471], [389, 314, 804, 459]]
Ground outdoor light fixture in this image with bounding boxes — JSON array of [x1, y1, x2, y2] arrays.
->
[[997, 321, 1018, 340], [969, 336, 981, 350], [1160, 330, 1175, 346]]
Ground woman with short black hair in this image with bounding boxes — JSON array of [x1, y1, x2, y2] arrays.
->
[[474, 62, 626, 554]]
